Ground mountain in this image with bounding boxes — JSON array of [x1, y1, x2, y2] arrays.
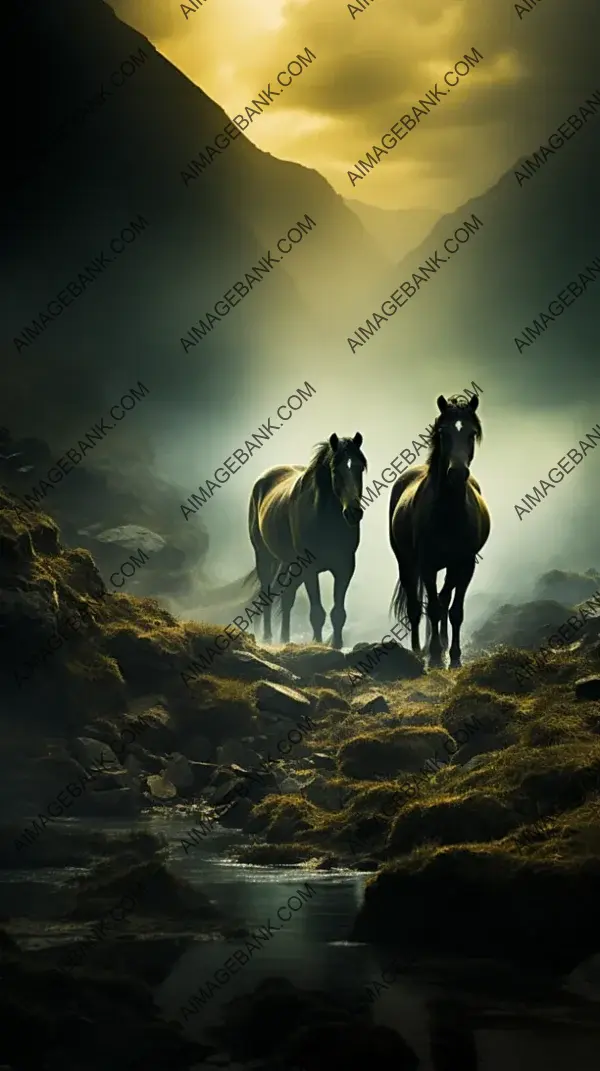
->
[[345, 200, 441, 263], [382, 115, 600, 408], [3, 0, 390, 455]]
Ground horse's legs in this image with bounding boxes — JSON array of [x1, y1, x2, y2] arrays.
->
[[257, 548, 278, 638], [438, 569, 455, 650], [279, 568, 302, 645], [303, 569, 326, 644], [422, 568, 443, 668], [448, 561, 476, 669], [330, 562, 355, 649], [401, 568, 422, 654], [253, 544, 278, 643]]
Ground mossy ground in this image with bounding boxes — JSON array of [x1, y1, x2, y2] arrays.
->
[[3, 492, 600, 962]]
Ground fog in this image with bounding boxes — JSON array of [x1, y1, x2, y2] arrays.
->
[[152, 354, 598, 648]]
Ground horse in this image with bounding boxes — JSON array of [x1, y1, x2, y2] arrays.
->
[[247, 433, 367, 648], [389, 394, 490, 668]]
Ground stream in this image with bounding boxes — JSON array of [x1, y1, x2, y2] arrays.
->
[[7, 812, 600, 1069]]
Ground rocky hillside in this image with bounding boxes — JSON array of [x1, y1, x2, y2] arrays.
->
[[3, 0, 389, 452], [3, 488, 600, 969]]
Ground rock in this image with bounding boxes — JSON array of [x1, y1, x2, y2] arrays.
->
[[359, 694, 390, 714], [164, 752, 194, 790], [440, 690, 516, 737], [388, 792, 520, 854], [208, 766, 278, 807], [229, 650, 300, 684], [185, 734, 214, 762], [208, 976, 418, 1069], [302, 775, 343, 811], [278, 777, 304, 794], [0, 586, 61, 669], [70, 736, 119, 769], [454, 734, 512, 765], [460, 754, 495, 772], [82, 786, 141, 817], [86, 524, 166, 553], [217, 739, 261, 768], [124, 752, 143, 777], [338, 727, 455, 780], [470, 599, 573, 653], [346, 641, 424, 682], [289, 1021, 419, 1070], [256, 681, 313, 720], [147, 774, 177, 799], [533, 568, 600, 608], [401, 713, 440, 727], [275, 643, 347, 677], [564, 953, 600, 1001], [314, 689, 351, 716], [575, 676, 600, 700], [216, 798, 252, 831], [406, 690, 436, 703], [187, 761, 215, 793], [312, 752, 336, 771]]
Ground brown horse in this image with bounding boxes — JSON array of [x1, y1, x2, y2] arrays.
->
[[389, 394, 490, 668], [248, 433, 367, 647]]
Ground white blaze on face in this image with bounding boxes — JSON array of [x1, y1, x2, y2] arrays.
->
[[455, 420, 463, 431], [347, 459, 352, 469]]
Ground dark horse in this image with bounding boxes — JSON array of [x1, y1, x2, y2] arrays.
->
[[248, 433, 367, 647], [389, 394, 490, 668]]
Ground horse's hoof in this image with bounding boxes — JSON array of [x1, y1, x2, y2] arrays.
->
[[330, 637, 342, 650], [450, 658, 462, 670]]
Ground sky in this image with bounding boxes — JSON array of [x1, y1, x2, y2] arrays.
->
[[109, 0, 597, 212]]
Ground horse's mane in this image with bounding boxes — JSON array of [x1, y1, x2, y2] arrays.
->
[[305, 441, 331, 477], [426, 400, 483, 465], [302, 439, 367, 492]]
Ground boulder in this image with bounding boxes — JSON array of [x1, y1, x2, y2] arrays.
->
[[82, 785, 141, 817], [346, 642, 424, 682], [185, 734, 215, 762], [312, 752, 336, 771], [454, 734, 512, 766], [338, 727, 455, 780], [70, 736, 119, 769], [564, 952, 600, 1001], [228, 650, 300, 684], [275, 643, 347, 677], [302, 775, 344, 811], [147, 774, 177, 799], [278, 776, 304, 794], [440, 690, 516, 737], [575, 676, 600, 700], [359, 694, 390, 715], [388, 792, 521, 854], [255, 681, 314, 720], [217, 739, 262, 769], [207, 976, 418, 1069], [470, 599, 573, 653], [533, 568, 600, 608], [164, 752, 194, 790]]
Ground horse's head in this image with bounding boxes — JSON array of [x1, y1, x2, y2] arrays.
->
[[434, 395, 482, 484], [328, 432, 366, 525]]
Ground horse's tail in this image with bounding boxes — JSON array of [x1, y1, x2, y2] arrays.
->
[[198, 567, 260, 609], [390, 576, 424, 621]]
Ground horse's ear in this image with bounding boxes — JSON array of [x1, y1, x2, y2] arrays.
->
[[353, 432, 363, 448], [437, 395, 448, 413], [468, 395, 479, 411], [329, 433, 339, 452]]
